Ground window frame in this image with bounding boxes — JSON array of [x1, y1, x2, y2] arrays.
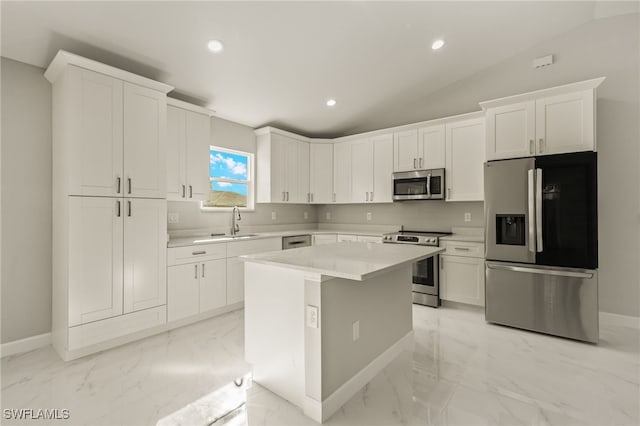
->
[[201, 146, 255, 212]]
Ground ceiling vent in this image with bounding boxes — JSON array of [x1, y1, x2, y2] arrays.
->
[[533, 54, 554, 69]]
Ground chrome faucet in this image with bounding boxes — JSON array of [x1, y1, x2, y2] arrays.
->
[[231, 206, 241, 235]]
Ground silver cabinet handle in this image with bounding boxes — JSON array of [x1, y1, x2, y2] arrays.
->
[[189, 185, 193, 198], [370, 192, 373, 201], [116, 200, 121, 217], [527, 169, 536, 253], [440, 257, 444, 270], [413, 158, 417, 169], [202, 263, 205, 278], [539, 138, 544, 153], [311, 193, 314, 202], [454, 247, 470, 251], [365, 192, 369, 202], [529, 139, 534, 155], [182, 185, 186, 198], [116, 177, 121, 194], [282, 191, 285, 201], [486, 263, 593, 279], [127, 200, 132, 217], [286, 192, 289, 201], [128, 177, 132, 194], [535, 168, 543, 252], [194, 264, 198, 279], [192, 250, 206, 255], [419, 158, 423, 168], [447, 188, 451, 199], [307, 193, 310, 203]]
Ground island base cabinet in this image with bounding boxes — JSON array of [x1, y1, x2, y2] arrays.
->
[[226, 257, 244, 305], [440, 255, 485, 306]]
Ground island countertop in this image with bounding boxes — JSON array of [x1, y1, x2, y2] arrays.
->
[[240, 241, 444, 281]]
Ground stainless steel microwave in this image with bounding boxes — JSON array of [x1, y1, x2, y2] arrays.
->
[[392, 169, 445, 201]]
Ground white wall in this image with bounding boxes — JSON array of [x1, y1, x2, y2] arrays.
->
[[1, 58, 52, 343]]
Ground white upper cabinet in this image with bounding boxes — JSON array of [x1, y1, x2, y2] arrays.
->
[[445, 117, 485, 202], [309, 143, 334, 203], [46, 58, 171, 199], [349, 138, 374, 203], [394, 126, 444, 171], [481, 78, 604, 160], [371, 134, 394, 202], [393, 129, 419, 172], [123, 82, 166, 198], [167, 101, 212, 201], [256, 128, 309, 203], [418, 124, 446, 170], [535, 90, 595, 155], [333, 142, 351, 203]]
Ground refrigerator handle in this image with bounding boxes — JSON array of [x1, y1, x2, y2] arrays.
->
[[535, 168, 543, 253], [527, 169, 536, 253], [486, 263, 593, 279]]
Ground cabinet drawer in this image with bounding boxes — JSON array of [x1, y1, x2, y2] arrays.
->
[[442, 241, 484, 258], [168, 243, 227, 266], [227, 237, 282, 257]]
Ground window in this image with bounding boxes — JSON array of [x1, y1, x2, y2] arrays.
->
[[202, 147, 254, 209]]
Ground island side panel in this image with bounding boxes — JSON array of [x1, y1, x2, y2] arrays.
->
[[320, 265, 413, 399], [244, 262, 306, 408]]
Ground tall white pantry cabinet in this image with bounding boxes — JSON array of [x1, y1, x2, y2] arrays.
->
[[46, 51, 173, 361]]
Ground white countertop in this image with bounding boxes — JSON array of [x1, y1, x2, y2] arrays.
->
[[241, 242, 444, 281], [167, 229, 384, 248]]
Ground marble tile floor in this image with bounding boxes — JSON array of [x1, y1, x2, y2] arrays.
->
[[2, 305, 639, 426]]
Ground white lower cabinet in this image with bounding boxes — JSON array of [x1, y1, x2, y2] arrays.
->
[[337, 234, 382, 243], [200, 259, 227, 312], [440, 241, 485, 306], [226, 257, 244, 305]]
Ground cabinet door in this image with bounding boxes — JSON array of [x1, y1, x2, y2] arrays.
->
[[333, 142, 351, 203], [350, 139, 373, 203], [393, 129, 419, 172], [357, 235, 382, 243], [186, 111, 211, 201], [418, 124, 446, 169], [166, 106, 187, 201], [372, 134, 394, 202], [68, 197, 123, 326], [309, 143, 334, 203], [485, 101, 535, 161], [445, 118, 485, 201], [312, 234, 337, 245], [66, 66, 123, 197], [123, 82, 166, 198], [167, 264, 199, 322], [294, 141, 310, 203], [123, 198, 167, 313], [199, 259, 227, 312], [535, 90, 594, 155], [337, 234, 359, 242], [226, 256, 245, 305], [269, 135, 287, 202], [440, 255, 485, 306]]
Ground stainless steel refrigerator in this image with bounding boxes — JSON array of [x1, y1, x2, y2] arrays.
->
[[484, 152, 598, 343]]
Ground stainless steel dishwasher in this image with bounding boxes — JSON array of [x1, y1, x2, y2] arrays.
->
[[282, 234, 312, 250]]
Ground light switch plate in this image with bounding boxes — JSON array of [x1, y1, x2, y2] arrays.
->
[[464, 212, 471, 222], [325, 211, 331, 220], [352, 320, 360, 341], [306, 305, 319, 328], [168, 213, 179, 224], [304, 211, 309, 220], [366, 212, 372, 221], [271, 211, 277, 220]]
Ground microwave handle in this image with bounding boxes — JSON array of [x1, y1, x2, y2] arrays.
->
[[426, 173, 431, 197]]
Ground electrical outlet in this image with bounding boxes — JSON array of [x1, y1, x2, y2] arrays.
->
[[326, 211, 331, 220], [168, 213, 179, 224], [306, 305, 319, 328], [304, 211, 309, 220], [464, 212, 472, 222], [366, 212, 372, 221], [352, 320, 360, 341], [271, 211, 277, 220]]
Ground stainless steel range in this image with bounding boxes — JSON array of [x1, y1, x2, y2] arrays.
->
[[382, 229, 451, 307]]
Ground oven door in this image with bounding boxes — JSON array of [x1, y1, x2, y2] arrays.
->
[[411, 255, 440, 307]]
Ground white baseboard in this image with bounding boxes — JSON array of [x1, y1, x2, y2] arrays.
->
[[1, 332, 51, 358], [309, 330, 414, 423], [599, 312, 640, 329]]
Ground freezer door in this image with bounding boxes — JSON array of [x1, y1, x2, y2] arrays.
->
[[484, 158, 536, 263], [485, 261, 598, 343]]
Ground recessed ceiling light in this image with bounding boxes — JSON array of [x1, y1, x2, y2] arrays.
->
[[207, 40, 224, 53], [326, 99, 337, 107], [431, 39, 445, 50]]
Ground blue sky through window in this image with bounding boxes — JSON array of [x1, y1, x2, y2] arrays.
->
[[209, 149, 248, 196]]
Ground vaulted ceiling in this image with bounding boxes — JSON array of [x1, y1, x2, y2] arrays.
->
[[1, 1, 632, 137]]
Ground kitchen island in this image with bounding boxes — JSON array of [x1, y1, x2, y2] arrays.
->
[[242, 241, 443, 423]]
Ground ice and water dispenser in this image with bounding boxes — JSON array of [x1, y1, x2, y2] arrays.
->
[[495, 214, 525, 246]]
